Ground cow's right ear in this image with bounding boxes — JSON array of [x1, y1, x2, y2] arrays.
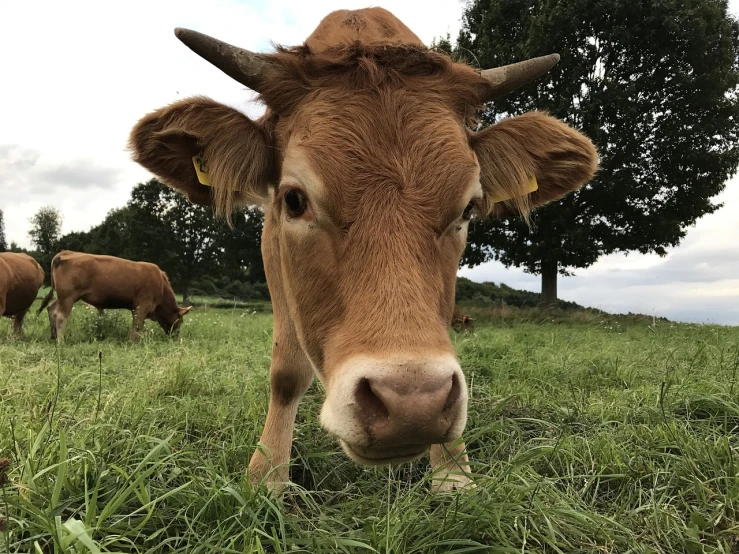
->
[[129, 96, 272, 214]]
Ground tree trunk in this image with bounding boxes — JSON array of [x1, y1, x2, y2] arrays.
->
[[540, 261, 558, 308]]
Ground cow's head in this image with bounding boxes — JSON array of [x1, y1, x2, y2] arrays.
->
[[152, 304, 192, 336], [151, 271, 193, 335], [129, 9, 598, 465], [160, 306, 192, 337]]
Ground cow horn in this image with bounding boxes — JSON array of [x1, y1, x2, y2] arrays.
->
[[478, 54, 560, 102], [174, 28, 272, 91]]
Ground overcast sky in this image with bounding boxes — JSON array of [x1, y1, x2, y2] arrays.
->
[[2, 0, 738, 325]]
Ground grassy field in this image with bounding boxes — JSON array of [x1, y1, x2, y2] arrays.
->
[[1, 299, 739, 553]]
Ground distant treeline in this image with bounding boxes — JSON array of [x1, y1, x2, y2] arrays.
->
[[6, 186, 591, 310]]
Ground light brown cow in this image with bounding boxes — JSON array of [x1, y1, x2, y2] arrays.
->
[[128, 8, 598, 494], [37, 251, 192, 342], [0, 252, 45, 335]]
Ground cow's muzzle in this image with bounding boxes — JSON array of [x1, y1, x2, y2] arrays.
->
[[320, 355, 468, 465]]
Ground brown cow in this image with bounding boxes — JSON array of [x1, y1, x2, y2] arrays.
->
[[0, 252, 45, 335], [37, 251, 192, 342], [451, 305, 474, 334], [128, 8, 598, 494]]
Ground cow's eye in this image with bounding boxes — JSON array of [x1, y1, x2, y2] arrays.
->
[[284, 189, 307, 218], [462, 202, 475, 221]]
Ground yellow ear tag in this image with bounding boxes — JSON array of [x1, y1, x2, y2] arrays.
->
[[490, 175, 538, 203], [192, 154, 211, 186]]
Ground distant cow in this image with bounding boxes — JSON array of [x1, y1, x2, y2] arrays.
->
[[451, 305, 474, 333], [0, 252, 45, 335], [37, 251, 192, 342]]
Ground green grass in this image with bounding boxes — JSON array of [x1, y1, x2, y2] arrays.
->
[[1, 300, 739, 553]]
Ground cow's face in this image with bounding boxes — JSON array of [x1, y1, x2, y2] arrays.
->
[[129, 41, 598, 465], [269, 92, 481, 462]]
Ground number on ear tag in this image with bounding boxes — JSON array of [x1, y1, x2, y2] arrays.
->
[[192, 154, 211, 186]]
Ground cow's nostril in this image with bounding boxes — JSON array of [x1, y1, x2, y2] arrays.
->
[[355, 378, 390, 421], [443, 373, 461, 412]]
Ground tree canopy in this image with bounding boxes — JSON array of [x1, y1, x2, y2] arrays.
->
[[456, 0, 739, 303], [28, 206, 63, 283], [28, 206, 62, 254]]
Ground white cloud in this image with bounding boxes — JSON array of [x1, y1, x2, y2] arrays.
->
[[2, 0, 738, 324]]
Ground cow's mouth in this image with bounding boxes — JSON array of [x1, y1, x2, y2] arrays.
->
[[340, 440, 429, 466]]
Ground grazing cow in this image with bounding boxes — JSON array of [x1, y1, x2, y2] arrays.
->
[[37, 251, 192, 342], [0, 252, 45, 335], [451, 305, 474, 334], [128, 7, 598, 494]]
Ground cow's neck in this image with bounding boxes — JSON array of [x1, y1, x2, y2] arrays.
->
[[159, 281, 180, 311]]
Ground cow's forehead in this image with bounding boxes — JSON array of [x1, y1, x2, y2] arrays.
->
[[278, 91, 480, 217]]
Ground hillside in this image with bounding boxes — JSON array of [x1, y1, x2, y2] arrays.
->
[[455, 276, 585, 310]]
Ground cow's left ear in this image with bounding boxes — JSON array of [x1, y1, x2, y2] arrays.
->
[[470, 111, 598, 219]]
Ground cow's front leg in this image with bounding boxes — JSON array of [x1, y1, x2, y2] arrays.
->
[[429, 440, 474, 493], [130, 306, 148, 343], [248, 349, 313, 496]]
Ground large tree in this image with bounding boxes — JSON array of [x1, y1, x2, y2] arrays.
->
[[0, 209, 6, 252], [456, 0, 739, 304]]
